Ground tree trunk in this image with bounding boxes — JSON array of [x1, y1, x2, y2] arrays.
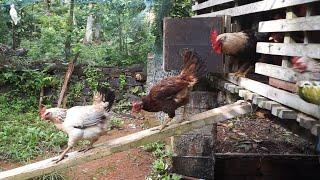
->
[[64, 0, 74, 62], [118, 15, 123, 51], [83, 14, 94, 44]]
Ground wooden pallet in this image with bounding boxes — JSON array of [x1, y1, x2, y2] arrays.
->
[[193, 0, 320, 123], [223, 79, 320, 136]]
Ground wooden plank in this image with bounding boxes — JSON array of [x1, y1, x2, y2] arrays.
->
[[269, 78, 298, 93], [192, 0, 234, 11], [311, 124, 320, 136], [259, 15, 320, 32], [194, 0, 319, 17], [264, 101, 281, 111], [238, 89, 250, 98], [252, 96, 267, 105], [234, 86, 244, 93], [282, 8, 296, 68], [256, 42, 320, 59], [271, 106, 297, 119], [225, 83, 237, 93], [255, 63, 320, 83], [226, 75, 320, 119], [298, 113, 318, 129], [0, 101, 252, 180]]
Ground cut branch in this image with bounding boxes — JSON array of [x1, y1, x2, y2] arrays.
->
[[57, 52, 80, 108]]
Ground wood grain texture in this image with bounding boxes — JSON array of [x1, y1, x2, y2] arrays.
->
[[259, 15, 320, 32], [194, 0, 319, 17], [256, 42, 320, 59]]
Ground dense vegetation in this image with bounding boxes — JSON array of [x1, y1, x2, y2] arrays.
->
[[0, 0, 193, 165]]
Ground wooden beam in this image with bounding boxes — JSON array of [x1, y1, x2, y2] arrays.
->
[[282, 7, 296, 68], [194, 0, 319, 17], [271, 106, 297, 119], [255, 63, 320, 83], [256, 42, 320, 59], [259, 15, 320, 32], [311, 124, 320, 136], [0, 101, 252, 180], [226, 75, 320, 119], [192, 0, 234, 11], [269, 78, 298, 93], [298, 113, 318, 129]]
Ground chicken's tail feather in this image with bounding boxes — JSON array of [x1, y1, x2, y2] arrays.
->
[[180, 50, 207, 86], [93, 87, 115, 112]]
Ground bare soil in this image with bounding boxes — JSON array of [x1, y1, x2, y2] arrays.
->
[[215, 110, 316, 154]]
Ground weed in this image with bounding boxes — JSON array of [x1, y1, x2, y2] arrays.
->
[[108, 117, 124, 130], [119, 74, 127, 90], [143, 142, 180, 180]]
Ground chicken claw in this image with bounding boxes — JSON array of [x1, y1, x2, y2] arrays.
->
[[151, 117, 173, 132], [78, 146, 93, 153], [52, 154, 68, 163]]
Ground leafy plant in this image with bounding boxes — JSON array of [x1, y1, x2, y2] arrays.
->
[[119, 74, 127, 90], [143, 142, 179, 180], [108, 117, 124, 130], [84, 66, 102, 91]]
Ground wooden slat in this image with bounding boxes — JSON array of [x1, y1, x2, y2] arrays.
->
[[256, 42, 320, 59], [226, 75, 320, 119], [255, 63, 320, 82], [195, 0, 319, 17], [269, 78, 298, 93], [271, 106, 297, 119], [259, 15, 320, 32], [0, 101, 252, 180], [298, 113, 318, 129], [192, 0, 234, 11]]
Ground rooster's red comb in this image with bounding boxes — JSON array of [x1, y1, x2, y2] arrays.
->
[[210, 30, 222, 54]]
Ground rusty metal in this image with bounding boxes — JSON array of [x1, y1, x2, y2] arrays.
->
[[163, 17, 224, 73]]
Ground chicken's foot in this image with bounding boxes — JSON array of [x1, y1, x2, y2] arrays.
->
[[52, 146, 72, 163], [233, 65, 254, 79], [152, 117, 173, 132]]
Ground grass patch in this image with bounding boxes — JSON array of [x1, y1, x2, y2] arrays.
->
[[0, 95, 67, 163]]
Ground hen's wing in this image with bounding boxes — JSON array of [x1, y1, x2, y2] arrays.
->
[[64, 104, 106, 128], [150, 76, 189, 102]]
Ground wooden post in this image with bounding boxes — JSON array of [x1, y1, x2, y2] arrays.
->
[[57, 52, 80, 108], [282, 7, 296, 67], [0, 101, 252, 180]]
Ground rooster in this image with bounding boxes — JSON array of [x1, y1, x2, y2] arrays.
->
[[291, 57, 320, 74], [210, 30, 271, 77], [40, 88, 115, 163], [131, 50, 206, 131]]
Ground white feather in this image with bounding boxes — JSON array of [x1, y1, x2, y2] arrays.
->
[[9, 4, 20, 25]]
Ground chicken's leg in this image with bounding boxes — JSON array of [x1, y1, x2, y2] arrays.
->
[[235, 65, 254, 78], [52, 146, 72, 163], [152, 117, 173, 132]]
